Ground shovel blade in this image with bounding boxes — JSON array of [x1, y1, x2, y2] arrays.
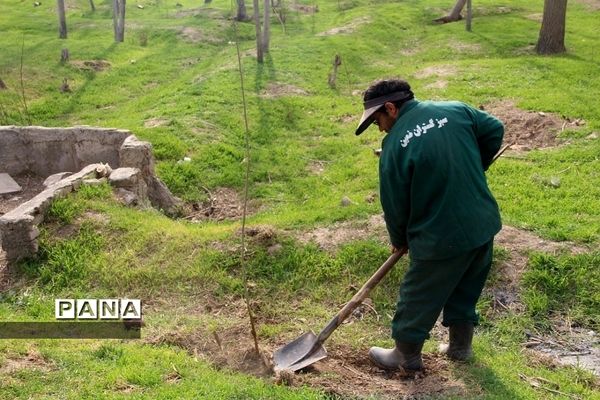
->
[[273, 331, 328, 372]]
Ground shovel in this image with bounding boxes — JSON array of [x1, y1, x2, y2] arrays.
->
[[273, 249, 407, 372]]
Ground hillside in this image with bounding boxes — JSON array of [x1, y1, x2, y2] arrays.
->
[[0, 0, 599, 398]]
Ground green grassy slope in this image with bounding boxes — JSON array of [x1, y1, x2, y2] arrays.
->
[[1, 0, 599, 398]]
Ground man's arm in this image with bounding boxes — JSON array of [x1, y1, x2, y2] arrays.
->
[[465, 106, 504, 170]]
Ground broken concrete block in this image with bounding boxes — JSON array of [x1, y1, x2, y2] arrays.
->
[[43, 172, 73, 187], [0, 173, 22, 195], [109, 167, 141, 187], [120, 135, 155, 176], [108, 167, 147, 201]]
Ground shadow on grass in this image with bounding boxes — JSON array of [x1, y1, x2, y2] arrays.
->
[[61, 42, 117, 116], [455, 358, 525, 399]]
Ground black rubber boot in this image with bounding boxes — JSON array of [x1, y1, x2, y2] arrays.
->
[[439, 323, 474, 361], [368, 341, 424, 370]]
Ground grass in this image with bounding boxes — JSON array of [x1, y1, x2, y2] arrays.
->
[[1, 0, 600, 398]]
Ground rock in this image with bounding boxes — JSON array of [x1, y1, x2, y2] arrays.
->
[[115, 188, 138, 206], [43, 172, 72, 187], [586, 132, 598, 140], [550, 176, 561, 188], [341, 196, 353, 207], [109, 167, 141, 187], [267, 244, 283, 256]]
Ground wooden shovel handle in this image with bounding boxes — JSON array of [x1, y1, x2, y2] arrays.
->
[[315, 249, 407, 345]]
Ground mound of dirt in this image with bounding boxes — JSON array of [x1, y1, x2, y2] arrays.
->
[[70, 60, 111, 72], [482, 101, 584, 151]]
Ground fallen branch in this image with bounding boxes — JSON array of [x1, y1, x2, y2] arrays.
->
[[519, 373, 581, 399]]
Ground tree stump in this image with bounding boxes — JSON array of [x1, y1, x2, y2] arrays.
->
[[60, 48, 69, 62], [60, 78, 71, 93], [327, 54, 342, 89]]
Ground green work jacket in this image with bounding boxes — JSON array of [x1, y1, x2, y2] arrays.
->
[[379, 99, 504, 260]]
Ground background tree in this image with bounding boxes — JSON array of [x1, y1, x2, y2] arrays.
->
[[89, 0, 96, 12], [434, 0, 467, 24], [57, 0, 67, 38], [113, 0, 126, 42], [235, 0, 249, 21], [262, 0, 270, 55], [536, 0, 568, 54], [253, 0, 263, 63]]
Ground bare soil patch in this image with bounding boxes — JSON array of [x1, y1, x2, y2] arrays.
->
[[147, 325, 272, 377], [178, 27, 223, 44], [147, 321, 467, 398], [0, 348, 54, 375], [185, 187, 257, 222], [482, 101, 585, 151], [173, 7, 226, 19], [575, 0, 600, 10], [524, 322, 600, 377], [70, 60, 111, 72], [260, 82, 309, 98], [144, 117, 170, 128], [289, 3, 319, 13], [0, 173, 45, 216], [425, 80, 448, 90], [297, 214, 388, 252], [414, 65, 457, 79], [317, 16, 370, 36], [292, 345, 466, 399]]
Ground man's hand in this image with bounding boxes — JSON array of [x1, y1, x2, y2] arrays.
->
[[391, 245, 408, 254]]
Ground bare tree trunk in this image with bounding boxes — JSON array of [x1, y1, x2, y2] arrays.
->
[[89, 0, 96, 12], [262, 0, 270, 54], [236, 0, 249, 21], [113, 0, 126, 42], [57, 0, 67, 39], [253, 0, 263, 63], [434, 0, 467, 24], [536, 0, 567, 54], [465, 0, 472, 31]]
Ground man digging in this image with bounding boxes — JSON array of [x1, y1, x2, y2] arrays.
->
[[355, 79, 504, 370]]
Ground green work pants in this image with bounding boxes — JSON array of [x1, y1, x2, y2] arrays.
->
[[391, 240, 494, 343]]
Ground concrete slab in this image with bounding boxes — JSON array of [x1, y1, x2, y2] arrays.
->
[[0, 173, 22, 195]]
